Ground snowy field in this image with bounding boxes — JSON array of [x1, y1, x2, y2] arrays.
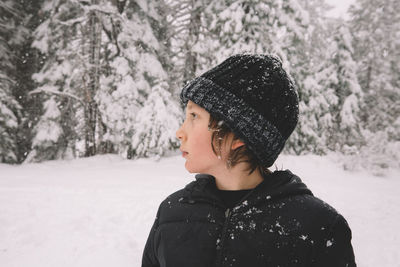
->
[[0, 153, 399, 267]]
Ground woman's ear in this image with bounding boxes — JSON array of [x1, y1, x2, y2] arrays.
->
[[231, 139, 245, 150]]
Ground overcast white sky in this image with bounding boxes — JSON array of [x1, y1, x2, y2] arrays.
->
[[325, 0, 356, 18]]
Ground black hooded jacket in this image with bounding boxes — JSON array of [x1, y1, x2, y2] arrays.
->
[[142, 170, 356, 267]]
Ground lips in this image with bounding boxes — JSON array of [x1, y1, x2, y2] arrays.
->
[[180, 148, 188, 157]]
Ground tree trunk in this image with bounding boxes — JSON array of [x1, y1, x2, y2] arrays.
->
[[183, 2, 201, 83], [365, 63, 372, 93], [84, 0, 102, 157]]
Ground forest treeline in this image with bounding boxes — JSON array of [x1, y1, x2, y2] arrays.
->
[[0, 0, 399, 172]]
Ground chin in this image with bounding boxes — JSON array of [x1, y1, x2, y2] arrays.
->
[[185, 163, 204, 174], [185, 166, 198, 174]]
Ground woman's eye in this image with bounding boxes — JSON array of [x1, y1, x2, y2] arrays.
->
[[190, 112, 197, 119]]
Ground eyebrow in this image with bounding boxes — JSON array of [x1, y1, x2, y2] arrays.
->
[[186, 103, 194, 110]]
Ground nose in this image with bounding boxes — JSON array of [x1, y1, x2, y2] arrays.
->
[[176, 122, 185, 141]]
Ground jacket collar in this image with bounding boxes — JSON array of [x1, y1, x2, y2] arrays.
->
[[180, 170, 312, 211]]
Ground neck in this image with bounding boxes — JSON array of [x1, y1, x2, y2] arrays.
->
[[210, 163, 264, 190]]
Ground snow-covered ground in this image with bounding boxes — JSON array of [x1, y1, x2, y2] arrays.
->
[[0, 153, 399, 267]]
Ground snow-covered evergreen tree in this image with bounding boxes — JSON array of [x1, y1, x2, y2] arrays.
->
[[297, 0, 332, 70], [348, 0, 400, 170], [290, 65, 338, 154], [0, 89, 21, 163], [24, 97, 67, 162], [0, 1, 28, 163], [288, 22, 364, 155], [203, 0, 309, 70], [12, 0, 46, 163], [350, 0, 400, 138], [164, 0, 215, 90], [28, 0, 178, 162], [27, 0, 91, 161], [325, 23, 364, 152], [130, 83, 182, 159], [282, 0, 330, 154], [96, 0, 176, 158], [96, 56, 143, 155]]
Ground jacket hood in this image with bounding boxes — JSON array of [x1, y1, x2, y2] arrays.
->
[[182, 170, 312, 210]]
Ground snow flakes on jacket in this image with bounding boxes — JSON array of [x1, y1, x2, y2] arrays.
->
[[142, 170, 356, 267]]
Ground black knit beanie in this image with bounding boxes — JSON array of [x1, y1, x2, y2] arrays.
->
[[180, 54, 299, 168]]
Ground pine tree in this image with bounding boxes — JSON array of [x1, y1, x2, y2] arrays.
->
[[204, 0, 309, 68], [165, 0, 215, 89], [27, 0, 178, 162], [297, 0, 332, 71], [291, 64, 339, 154], [27, 0, 97, 161], [96, 0, 176, 158], [0, 1, 28, 163], [13, 0, 46, 163], [325, 23, 364, 152], [24, 97, 68, 162], [350, 0, 400, 139], [348, 0, 400, 171], [130, 83, 182, 159], [277, 0, 330, 154]]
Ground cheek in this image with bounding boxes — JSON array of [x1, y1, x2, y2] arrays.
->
[[193, 131, 214, 153]]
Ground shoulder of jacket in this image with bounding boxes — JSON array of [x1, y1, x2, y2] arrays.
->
[[266, 194, 342, 233], [309, 210, 355, 265], [286, 194, 351, 239], [300, 194, 342, 224], [154, 179, 210, 226], [301, 194, 338, 214], [158, 178, 204, 208]]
